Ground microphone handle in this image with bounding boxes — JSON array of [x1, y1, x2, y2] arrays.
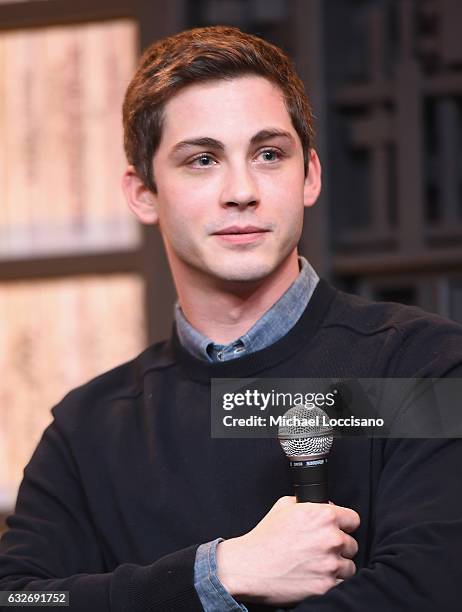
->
[[290, 457, 328, 504], [295, 482, 328, 503]]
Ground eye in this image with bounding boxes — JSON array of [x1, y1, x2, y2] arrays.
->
[[189, 154, 217, 168], [257, 148, 283, 163]]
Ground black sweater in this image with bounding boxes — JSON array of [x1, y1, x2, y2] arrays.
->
[[1, 279, 462, 611]]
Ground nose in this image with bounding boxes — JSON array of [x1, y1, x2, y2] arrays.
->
[[219, 161, 259, 210]]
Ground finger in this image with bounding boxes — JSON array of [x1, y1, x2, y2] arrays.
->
[[271, 496, 296, 511], [340, 534, 359, 559], [337, 558, 356, 580], [334, 506, 361, 533]]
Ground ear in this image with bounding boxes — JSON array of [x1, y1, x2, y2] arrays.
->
[[121, 165, 159, 225], [303, 149, 322, 208]]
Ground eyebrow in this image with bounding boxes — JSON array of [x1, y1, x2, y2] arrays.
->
[[250, 128, 295, 147], [169, 128, 295, 158]]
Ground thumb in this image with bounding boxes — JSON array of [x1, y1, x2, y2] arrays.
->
[[271, 496, 296, 511]]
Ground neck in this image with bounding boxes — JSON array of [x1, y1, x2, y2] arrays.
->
[[173, 252, 300, 344]]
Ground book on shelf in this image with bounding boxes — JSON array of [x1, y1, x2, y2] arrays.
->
[[0, 273, 146, 512], [0, 18, 141, 259]]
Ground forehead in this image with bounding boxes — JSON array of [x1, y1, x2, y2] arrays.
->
[[159, 76, 295, 146]]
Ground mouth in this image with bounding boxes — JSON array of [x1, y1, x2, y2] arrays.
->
[[213, 225, 270, 235], [212, 225, 271, 245]]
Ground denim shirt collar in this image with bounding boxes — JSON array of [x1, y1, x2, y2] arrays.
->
[[174, 256, 319, 362]]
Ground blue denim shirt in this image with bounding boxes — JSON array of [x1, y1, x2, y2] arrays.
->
[[175, 257, 319, 363], [174, 256, 319, 611]]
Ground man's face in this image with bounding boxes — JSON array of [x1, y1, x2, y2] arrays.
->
[[129, 76, 320, 286]]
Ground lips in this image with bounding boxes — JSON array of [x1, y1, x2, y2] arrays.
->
[[213, 225, 269, 235], [212, 225, 270, 245]]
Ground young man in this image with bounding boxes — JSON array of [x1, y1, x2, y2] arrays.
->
[[1, 26, 462, 612]]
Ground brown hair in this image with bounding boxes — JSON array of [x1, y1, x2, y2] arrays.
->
[[123, 25, 314, 192]]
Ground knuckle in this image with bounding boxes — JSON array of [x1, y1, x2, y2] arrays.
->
[[322, 556, 340, 575], [321, 505, 337, 523], [339, 559, 356, 579], [348, 559, 357, 576], [341, 534, 356, 555], [328, 532, 344, 551], [272, 496, 294, 512], [350, 537, 359, 556]]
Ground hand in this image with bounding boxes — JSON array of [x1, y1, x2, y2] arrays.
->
[[216, 496, 360, 606]]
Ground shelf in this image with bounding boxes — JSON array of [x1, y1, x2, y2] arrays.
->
[[0, 249, 143, 282]]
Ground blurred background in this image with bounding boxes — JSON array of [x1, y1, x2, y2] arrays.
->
[[1, 0, 461, 525]]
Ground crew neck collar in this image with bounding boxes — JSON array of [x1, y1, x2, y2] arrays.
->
[[170, 279, 336, 383]]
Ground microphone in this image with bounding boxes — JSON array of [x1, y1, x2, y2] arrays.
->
[[278, 404, 334, 503]]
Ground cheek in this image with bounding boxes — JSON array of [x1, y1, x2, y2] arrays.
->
[[162, 177, 217, 218], [157, 191, 210, 254], [259, 172, 305, 215], [259, 159, 304, 192]]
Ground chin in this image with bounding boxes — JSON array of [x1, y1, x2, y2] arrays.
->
[[209, 261, 276, 284]]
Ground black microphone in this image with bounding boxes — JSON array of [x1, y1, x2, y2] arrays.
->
[[278, 404, 334, 503]]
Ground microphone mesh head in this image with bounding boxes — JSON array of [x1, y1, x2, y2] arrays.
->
[[278, 404, 334, 458]]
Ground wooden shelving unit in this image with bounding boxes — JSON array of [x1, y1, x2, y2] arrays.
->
[[0, 0, 183, 516]]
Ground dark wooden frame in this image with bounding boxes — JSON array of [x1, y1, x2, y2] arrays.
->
[[326, 0, 462, 293]]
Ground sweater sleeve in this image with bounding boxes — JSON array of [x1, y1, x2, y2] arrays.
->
[[0, 420, 203, 612], [287, 435, 462, 612]]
